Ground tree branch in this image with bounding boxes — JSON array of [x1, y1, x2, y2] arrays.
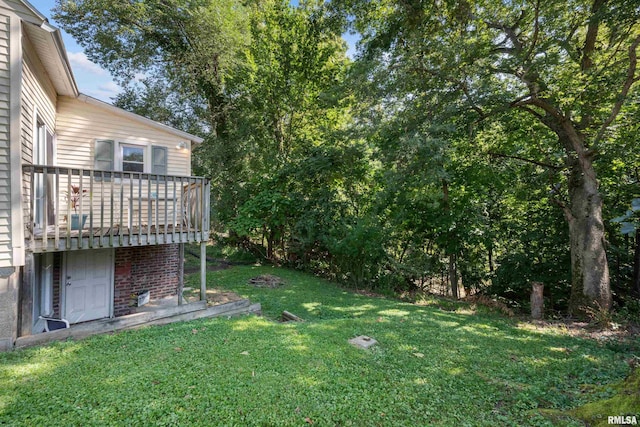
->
[[460, 82, 487, 120], [515, 105, 544, 121], [523, 0, 541, 63], [550, 194, 574, 223], [512, 96, 564, 121], [594, 34, 640, 144], [485, 20, 523, 52], [487, 151, 564, 170], [580, 0, 606, 72]]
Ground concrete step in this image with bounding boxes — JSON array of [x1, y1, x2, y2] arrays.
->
[[14, 299, 260, 349]]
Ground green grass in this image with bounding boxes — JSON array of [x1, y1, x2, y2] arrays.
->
[[183, 243, 259, 271], [1, 265, 637, 426]]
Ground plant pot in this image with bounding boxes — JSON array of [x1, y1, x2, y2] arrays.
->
[[70, 214, 88, 230]]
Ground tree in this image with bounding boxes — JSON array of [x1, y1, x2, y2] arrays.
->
[[54, 0, 249, 137], [338, 0, 640, 313], [224, 0, 354, 260]]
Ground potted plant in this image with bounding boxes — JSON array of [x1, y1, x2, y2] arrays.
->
[[65, 184, 89, 230]]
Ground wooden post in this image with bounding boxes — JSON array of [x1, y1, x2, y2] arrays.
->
[[19, 253, 34, 337], [177, 243, 184, 306], [200, 241, 207, 302], [531, 281, 544, 320]]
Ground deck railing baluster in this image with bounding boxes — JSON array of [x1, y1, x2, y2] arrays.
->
[[23, 165, 209, 252], [164, 175, 168, 243], [119, 173, 124, 247], [66, 168, 71, 249], [137, 172, 142, 245], [172, 176, 177, 243], [42, 167, 48, 250], [54, 167, 60, 249], [110, 170, 114, 247], [89, 169, 94, 249]]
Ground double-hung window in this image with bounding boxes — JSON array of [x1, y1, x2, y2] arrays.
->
[[94, 140, 167, 174], [121, 144, 145, 172]]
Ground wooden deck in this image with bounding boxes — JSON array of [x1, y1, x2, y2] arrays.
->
[[30, 224, 209, 252], [24, 164, 211, 252]]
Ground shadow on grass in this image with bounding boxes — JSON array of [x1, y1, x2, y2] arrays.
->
[[0, 265, 636, 426]]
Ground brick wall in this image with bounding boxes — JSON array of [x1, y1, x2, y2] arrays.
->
[[52, 253, 61, 318], [113, 244, 180, 317]]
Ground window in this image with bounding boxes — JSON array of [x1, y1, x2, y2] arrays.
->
[[93, 140, 168, 174], [35, 120, 55, 228], [122, 145, 145, 172]]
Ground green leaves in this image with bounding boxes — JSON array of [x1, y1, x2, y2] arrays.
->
[[611, 198, 640, 235]]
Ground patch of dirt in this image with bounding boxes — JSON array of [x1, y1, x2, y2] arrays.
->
[[206, 288, 244, 305], [518, 319, 640, 341], [248, 274, 284, 288], [182, 287, 244, 305], [465, 294, 515, 317]]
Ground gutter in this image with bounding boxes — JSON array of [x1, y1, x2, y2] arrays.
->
[[20, 0, 79, 97]]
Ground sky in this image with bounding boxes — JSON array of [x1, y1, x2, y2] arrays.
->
[[30, 0, 358, 104], [31, 0, 120, 102]]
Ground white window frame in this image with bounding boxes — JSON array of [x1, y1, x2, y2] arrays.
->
[[33, 111, 56, 229], [94, 139, 169, 176], [117, 141, 149, 174]]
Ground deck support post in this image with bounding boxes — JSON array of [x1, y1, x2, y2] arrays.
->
[[18, 253, 34, 337], [200, 241, 206, 302]]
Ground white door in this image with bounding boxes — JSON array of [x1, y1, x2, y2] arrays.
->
[[64, 249, 114, 324]]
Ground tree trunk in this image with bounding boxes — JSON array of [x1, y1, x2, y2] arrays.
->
[[633, 229, 640, 298], [267, 228, 275, 260], [442, 179, 458, 299], [449, 253, 458, 299], [530, 282, 544, 320], [562, 134, 611, 314]]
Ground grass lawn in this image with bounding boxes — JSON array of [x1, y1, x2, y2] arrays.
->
[[1, 265, 638, 426]]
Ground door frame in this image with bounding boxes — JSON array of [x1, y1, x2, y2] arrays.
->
[[61, 249, 115, 322]]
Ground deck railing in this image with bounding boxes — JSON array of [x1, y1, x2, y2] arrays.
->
[[23, 164, 210, 251]]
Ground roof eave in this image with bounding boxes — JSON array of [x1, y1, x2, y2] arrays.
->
[[39, 22, 79, 97], [19, 0, 79, 97]]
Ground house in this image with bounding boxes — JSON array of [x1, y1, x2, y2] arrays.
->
[[0, 0, 213, 350]]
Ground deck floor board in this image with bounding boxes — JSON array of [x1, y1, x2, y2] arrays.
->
[[31, 224, 206, 252]]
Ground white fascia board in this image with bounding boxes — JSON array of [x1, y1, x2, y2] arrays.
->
[[15, 0, 78, 96], [48, 27, 79, 96], [13, 0, 47, 22]]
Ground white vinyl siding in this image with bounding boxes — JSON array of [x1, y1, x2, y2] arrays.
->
[[20, 28, 56, 243], [56, 96, 191, 176], [0, 12, 10, 267]]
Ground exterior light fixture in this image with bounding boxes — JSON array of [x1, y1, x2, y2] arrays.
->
[[176, 141, 187, 150]]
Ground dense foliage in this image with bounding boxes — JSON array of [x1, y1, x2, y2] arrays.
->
[[54, 0, 640, 317]]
